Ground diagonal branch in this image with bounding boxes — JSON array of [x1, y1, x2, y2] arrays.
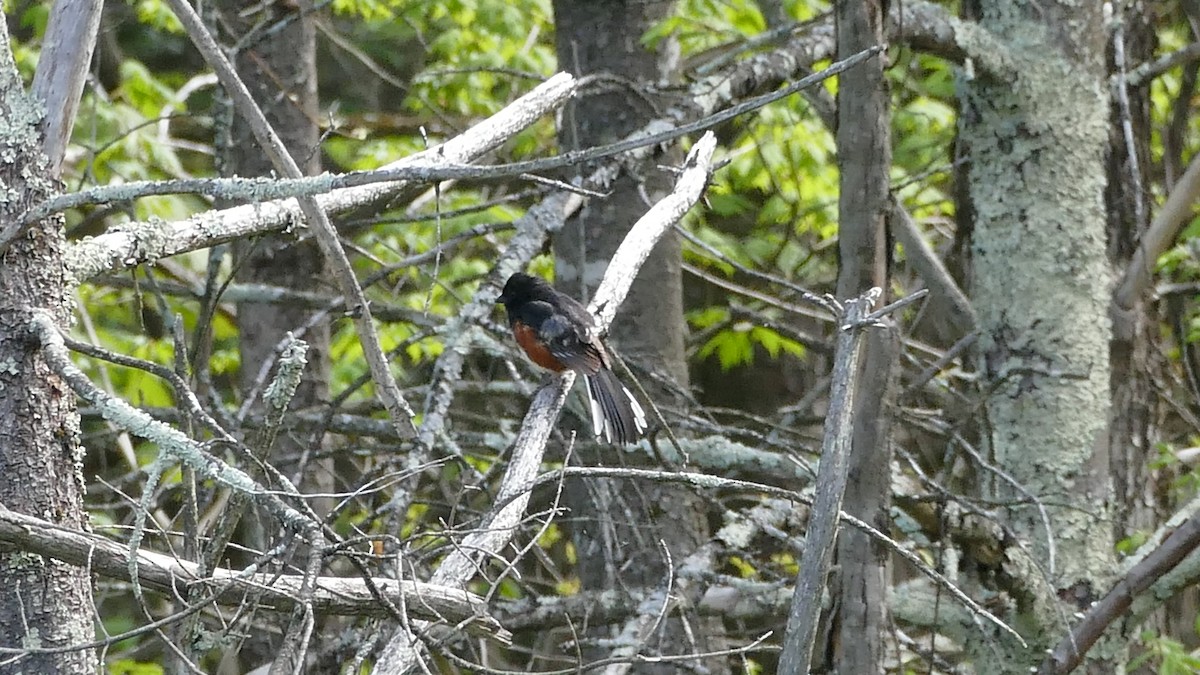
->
[[63, 45, 881, 285], [1113, 152, 1200, 322], [29, 0, 102, 176], [0, 0, 102, 252], [1039, 506, 1200, 674], [779, 289, 879, 673], [33, 311, 316, 535]]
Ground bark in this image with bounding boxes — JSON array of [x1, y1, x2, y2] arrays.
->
[[961, 2, 1115, 671], [830, 3, 894, 672], [1107, 4, 1200, 651], [551, 0, 726, 671], [30, 0, 102, 174], [1105, 2, 1188, 645], [0, 16, 97, 674], [215, 0, 328, 407]]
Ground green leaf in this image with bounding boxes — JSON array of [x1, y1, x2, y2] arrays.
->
[[698, 324, 754, 370], [109, 660, 164, 675]]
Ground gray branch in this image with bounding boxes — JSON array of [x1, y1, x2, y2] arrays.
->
[[0, 505, 509, 642], [779, 290, 876, 673], [29, 0, 102, 175], [163, 0, 422, 442], [372, 131, 719, 675], [63, 73, 578, 282], [33, 310, 319, 538]]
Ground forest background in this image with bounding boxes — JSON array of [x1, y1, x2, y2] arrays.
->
[[1, 0, 1199, 673]]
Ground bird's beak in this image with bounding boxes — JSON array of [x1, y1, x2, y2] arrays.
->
[[496, 292, 508, 304]]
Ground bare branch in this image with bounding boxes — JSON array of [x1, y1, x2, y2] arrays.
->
[[891, 199, 976, 334], [1113, 153, 1200, 324], [1123, 40, 1200, 89], [63, 45, 880, 285], [162, 0, 422, 441], [33, 310, 316, 535], [402, 191, 579, 516], [0, 0, 101, 251], [29, 0, 102, 175], [1040, 507, 1200, 674], [895, 0, 1015, 79], [591, 133, 718, 325], [373, 131, 719, 675], [780, 289, 878, 673], [0, 506, 509, 641], [519, 464, 1018, 644], [63, 73, 579, 282]]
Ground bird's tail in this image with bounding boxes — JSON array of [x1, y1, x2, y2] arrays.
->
[[584, 369, 648, 444]]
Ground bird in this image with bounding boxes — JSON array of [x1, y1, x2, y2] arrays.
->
[[496, 272, 648, 444]]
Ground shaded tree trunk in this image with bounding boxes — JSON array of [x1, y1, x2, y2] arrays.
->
[[201, 1, 328, 671], [216, 0, 328, 407], [829, 0, 895, 672], [1106, 3, 1157, 545], [552, 0, 727, 671], [1107, 4, 1200, 649]]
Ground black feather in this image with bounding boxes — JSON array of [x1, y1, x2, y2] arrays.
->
[[499, 273, 648, 443], [585, 369, 647, 444]]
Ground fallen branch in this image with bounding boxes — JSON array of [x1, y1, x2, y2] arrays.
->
[[0, 505, 510, 642]]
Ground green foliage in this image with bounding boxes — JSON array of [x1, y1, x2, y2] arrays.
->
[[644, 0, 765, 53], [15, 0, 49, 33], [1146, 441, 1200, 503], [771, 551, 798, 576], [690, 305, 806, 370], [1152, 20, 1200, 301], [1130, 631, 1200, 674], [10, 3, 48, 78], [108, 660, 165, 675], [72, 282, 240, 423], [727, 555, 757, 578], [396, 0, 556, 116], [68, 59, 209, 224], [325, 135, 427, 172], [555, 576, 580, 596], [1116, 530, 1149, 557], [130, 0, 183, 34], [491, 577, 523, 600]]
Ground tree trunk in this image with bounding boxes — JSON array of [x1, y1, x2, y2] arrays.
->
[[0, 18, 97, 675], [217, 0, 328, 408], [200, 1, 328, 671], [829, 1, 894, 672], [552, 0, 726, 671], [962, 2, 1115, 671]]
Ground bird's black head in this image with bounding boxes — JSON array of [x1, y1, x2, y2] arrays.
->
[[497, 272, 552, 307]]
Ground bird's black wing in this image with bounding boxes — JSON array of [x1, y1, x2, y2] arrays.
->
[[514, 300, 604, 373]]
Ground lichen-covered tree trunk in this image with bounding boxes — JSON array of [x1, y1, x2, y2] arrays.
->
[[0, 18, 97, 675], [961, 2, 1116, 671]]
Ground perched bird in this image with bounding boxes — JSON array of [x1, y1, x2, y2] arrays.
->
[[496, 272, 647, 444]]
